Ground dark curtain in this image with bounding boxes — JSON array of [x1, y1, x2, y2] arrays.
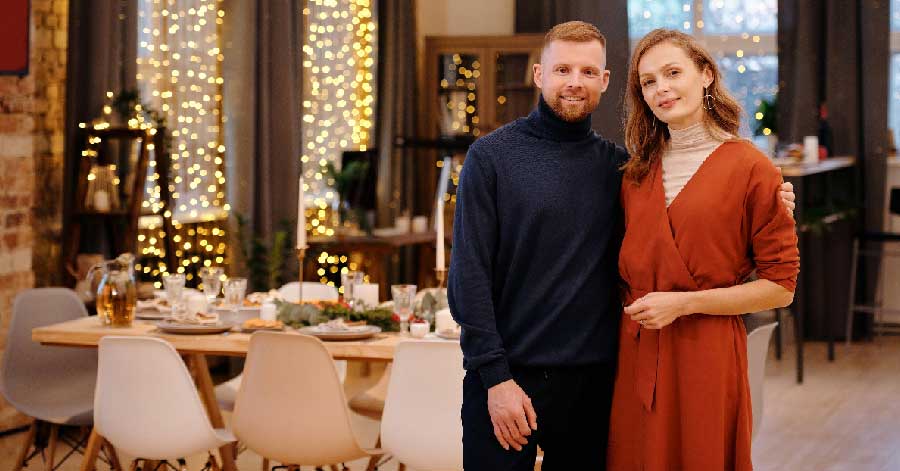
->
[[778, 0, 890, 339], [514, 0, 630, 146], [63, 0, 138, 260], [376, 0, 418, 227], [222, 0, 303, 283], [251, 1, 304, 242], [779, 0, 889, 230]]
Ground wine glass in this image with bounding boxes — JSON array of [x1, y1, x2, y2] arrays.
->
[[162, 273, 185, 316], [199, 266, 224, 310], [223, 277, 247, 325], [342, 270, 365, 311], [391, 284, 417, 334]]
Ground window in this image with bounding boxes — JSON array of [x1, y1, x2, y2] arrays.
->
[[627, 0, 778, 148], [889, 0, 900, 148]]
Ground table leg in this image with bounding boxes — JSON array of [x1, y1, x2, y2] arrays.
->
[[188, 354, 237, 471], [79, 429, 104, 471]]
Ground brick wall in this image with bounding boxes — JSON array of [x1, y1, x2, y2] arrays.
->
[[0, 0, 68, 432]]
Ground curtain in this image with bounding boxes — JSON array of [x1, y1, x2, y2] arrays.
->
[[63, 0, 138, 259], [376, 0, 418, 226]]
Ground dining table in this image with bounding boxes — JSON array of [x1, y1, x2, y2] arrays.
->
[[31, 316, 413, 471]]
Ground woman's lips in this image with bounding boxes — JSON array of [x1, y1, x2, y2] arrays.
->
[[658, 98, 678, 109]]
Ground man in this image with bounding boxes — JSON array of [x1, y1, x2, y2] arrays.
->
[[448, 21, 794, 470]]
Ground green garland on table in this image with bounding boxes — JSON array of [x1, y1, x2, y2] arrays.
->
[[275, 300, 398, 332]]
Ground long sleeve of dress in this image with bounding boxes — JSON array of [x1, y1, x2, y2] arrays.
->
[[745, 159, 801, 292]]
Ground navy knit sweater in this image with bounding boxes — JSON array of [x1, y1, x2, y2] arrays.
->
[[447, 97, 628, 389]]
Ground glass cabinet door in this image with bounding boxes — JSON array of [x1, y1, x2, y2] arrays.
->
[[436, 53, 483, 137], [493, 51, 539, 129]]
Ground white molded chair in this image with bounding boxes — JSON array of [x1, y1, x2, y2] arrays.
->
[[278, 281, 339, 302], [232, 331, 379, 467], [0, 288, 100, 470], [95, 336, 235, 465], [747, 322, 778, 441], [216, 281, 344, 412], [381, 340, 465, 470]]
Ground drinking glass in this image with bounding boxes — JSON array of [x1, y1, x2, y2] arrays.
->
[[163, 273, 185, 314], [223, 277, 248, 325], [391, 284, 417, 334], [342, 271, 365, 311], [199, 266, 224, 309]]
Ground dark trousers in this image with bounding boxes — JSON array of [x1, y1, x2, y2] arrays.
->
[[461, 362, 615, 470]]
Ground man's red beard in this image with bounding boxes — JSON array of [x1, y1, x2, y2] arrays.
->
[[546, 93, 599, 122]]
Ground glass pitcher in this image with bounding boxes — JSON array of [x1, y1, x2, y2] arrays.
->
[[86, 253, 137, 327]]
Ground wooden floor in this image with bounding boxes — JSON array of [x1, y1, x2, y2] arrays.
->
[[1, 336, 899, 470]]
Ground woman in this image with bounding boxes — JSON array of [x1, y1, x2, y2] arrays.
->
[[607, 29, 800, 470]]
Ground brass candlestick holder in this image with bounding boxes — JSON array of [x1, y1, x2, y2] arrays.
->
[[296, 247, 307, 302], [435, 267, 447, 289]]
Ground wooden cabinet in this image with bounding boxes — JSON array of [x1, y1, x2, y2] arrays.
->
[[416, 35, 544, 226], [422, 35, 544, 138]]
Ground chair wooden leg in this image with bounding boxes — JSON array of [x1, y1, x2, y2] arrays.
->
[[13, 420, 37, 471], [44, 424, 59, 471], [208, 453, 222, 471], [398, 463, 406, 471], [129, 459, 140, 471], [365, 435, 382, 471], [261, 458, 270, 471], [80, 428, 104, 471], [104, 439, 124, 471]]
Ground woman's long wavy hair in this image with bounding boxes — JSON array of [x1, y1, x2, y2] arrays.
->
[[622, 29, 743, 183]]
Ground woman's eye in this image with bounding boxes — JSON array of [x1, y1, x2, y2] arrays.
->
[[642, 80, 655, 87], [669, 69, 680, 77]]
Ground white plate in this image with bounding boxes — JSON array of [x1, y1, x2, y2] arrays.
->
[[298, 325, 381, 341], [156, 320, 234, 335]]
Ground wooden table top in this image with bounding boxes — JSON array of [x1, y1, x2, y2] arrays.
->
[[32, 316, 410, 361]]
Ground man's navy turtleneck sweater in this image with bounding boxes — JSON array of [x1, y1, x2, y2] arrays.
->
[[448, 97, 629, 389]]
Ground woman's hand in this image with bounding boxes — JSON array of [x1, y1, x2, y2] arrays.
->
[[624, 292, 693, 329]]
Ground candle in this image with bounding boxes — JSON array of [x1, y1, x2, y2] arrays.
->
[[296, 177, 307, 249], [93, 190, 110, 212], [435, 156, 452, 270], [436, 199, 445, 269]]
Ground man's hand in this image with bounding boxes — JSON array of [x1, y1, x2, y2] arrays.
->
[[624, 291, 691, 329], [778, 169, 796, 218], [487, 379, 538, 451]]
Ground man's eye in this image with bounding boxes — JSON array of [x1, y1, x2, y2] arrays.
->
[[557, 67, 568, 73]]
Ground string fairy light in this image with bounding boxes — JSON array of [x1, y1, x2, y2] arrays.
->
[[302, 0, 378, 289], [133, 0, 228, 287]]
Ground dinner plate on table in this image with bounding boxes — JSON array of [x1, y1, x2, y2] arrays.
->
[[156, 320, 234, 335], [136, 311, 171, 320], [298, 325, 381, 341]]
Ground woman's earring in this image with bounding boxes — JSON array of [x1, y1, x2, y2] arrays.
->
[[651, 116, 657, 133], [703, 86, 715, 110]]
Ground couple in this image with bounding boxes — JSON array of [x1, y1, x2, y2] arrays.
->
[[447, 21, 799, 470]]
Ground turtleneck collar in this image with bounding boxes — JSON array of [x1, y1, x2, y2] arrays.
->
[[668, 122, 723, 151], [524, 95, 594, 142]]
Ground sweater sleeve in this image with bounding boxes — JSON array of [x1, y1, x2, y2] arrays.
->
[[745, 156, 800, 292], [447, 145, 512, 389]]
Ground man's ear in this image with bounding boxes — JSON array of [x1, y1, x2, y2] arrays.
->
[[533, 62, 543, 89]]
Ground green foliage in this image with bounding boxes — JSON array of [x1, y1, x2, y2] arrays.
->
[[276, 300, 399, 332], [234, 212, 293, 292], [753, 97, 778, 137], [324, 160, 370, 197]]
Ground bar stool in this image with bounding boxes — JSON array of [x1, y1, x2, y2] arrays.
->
[[846, 188, 900, 343]]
